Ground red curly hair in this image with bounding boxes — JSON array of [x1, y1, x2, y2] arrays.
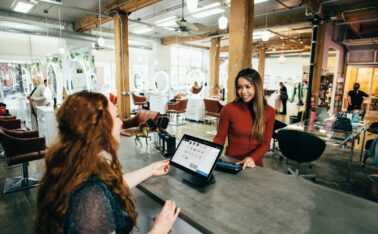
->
[[35, 91, 137, 233]]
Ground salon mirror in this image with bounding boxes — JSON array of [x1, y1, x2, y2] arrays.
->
[[131, 71, 145, 93], [154, 71, 169, 93], [187, 70, 205, 96]]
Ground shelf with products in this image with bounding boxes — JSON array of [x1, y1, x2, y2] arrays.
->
[[333, 78, 344, 113]]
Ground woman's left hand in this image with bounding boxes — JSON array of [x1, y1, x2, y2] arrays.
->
[[235, 157, 256, 170], [150, 160, 170, 176]]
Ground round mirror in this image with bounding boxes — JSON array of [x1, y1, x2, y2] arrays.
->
[[186, 69, 205, 96], [131, 71, 145, 93], [154, 71, 169, 93]]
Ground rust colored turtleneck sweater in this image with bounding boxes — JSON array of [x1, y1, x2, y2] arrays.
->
[[214, 101, 275, 167]]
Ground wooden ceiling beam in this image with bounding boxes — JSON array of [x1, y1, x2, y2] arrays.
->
[[161, 10, 308, 45], [342, 8, 378, 36], [161, 30, 228, 45], [74, 0, 160, 32]]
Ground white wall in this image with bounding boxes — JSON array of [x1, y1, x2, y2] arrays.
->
[[0, 32, 61, 62]]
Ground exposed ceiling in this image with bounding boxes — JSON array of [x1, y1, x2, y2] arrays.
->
[[0, 0, 377, 51]]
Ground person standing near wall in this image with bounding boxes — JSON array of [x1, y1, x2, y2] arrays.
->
[[279, 82, 288, 114], [28, 76, 46, 130], [347, 82, 369, 111]]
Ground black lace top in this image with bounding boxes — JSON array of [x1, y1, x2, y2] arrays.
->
[[63, 176, 134, 234]]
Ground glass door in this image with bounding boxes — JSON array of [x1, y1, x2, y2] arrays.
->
[[344, 66, 378, 114]]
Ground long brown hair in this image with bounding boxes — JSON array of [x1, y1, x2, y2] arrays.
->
[[35, 91, 137, 233], [234, 68, 266, 142]]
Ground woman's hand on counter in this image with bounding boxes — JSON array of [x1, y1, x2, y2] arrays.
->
[[150, 160, 170, 176], [236, 157, 256, 170], [149, 200, 180, 234]]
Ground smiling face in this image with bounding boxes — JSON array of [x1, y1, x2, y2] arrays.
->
[[108, 101, 122, 146], [237, 77, 255, 103]]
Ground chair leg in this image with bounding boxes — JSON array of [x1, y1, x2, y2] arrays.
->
[[206, 117, 218, 135], [4, 162, 39, 194]]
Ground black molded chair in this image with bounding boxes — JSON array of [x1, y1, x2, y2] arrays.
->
[[271, 120, 287, 152], [367, 122, 378, 135], [276, 129, 326, 181]]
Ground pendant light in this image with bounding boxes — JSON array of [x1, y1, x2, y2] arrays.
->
[[186, 0, 198, 13], [218, 0, 228, 30], [278, 47, 286, 64], [261, 1, 270, 42], [58, 8, 65, 54], [97, 0, 105, 47]]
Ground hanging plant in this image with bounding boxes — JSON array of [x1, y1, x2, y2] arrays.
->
[[91, 55, 95, 67], [83, 51, 90, 62], [32, 62, 41, 72], [70, 52, 80, 61]]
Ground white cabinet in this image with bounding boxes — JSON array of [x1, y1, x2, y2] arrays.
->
[[185, 98, 204, 122], [18, 97, 32, 130], [149, 93, 169, 114], [36, 106, 58, 147]]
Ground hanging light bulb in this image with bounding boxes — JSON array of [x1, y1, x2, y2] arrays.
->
[[278, 50, 286, 64], [59, 47, 65, 54], [218, 15, 228, 30], [261, 0, 270, 42], [97, 37, 105, 47], [262, 30, 270, 41], [58, 8, 64, 54], [97, 0, 105, 47], [278, 54, 286, 63], [186, 0, 198, 13]]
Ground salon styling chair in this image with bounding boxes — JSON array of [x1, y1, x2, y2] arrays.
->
[[276, 129, 326, 181], [0, 127, 45, 193]]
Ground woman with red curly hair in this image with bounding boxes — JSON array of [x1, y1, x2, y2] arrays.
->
[[35, 91, 179, 234]]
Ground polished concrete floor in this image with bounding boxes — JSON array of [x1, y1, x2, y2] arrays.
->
[[1, 101, 378, 234]]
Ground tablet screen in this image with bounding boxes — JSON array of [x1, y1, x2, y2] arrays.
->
[[170, 134, 223, 178]]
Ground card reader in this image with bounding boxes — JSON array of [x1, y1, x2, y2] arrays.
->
[[215, 160, 242, 174]]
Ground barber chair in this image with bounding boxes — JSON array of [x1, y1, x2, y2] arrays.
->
[[131, 93, 147, 112], [0, 118, 21, 130], [276, 129, 325, 181], [0, 115, 17, 120], [121, 110, 160, 145], [203, 99, 223, 135], [0, 127, 45, 193], [167, 99, 188, 126]]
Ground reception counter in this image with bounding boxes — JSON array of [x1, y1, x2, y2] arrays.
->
[[122, 150, 378, 233]]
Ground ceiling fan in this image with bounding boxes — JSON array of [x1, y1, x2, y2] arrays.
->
[[174, 0, 208, 35]]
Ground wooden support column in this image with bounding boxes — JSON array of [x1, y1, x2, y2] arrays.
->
[[227, 0, 254, 102], [258, 48, 266, 81], [113, 12, 130, 118], [312, 23, 326, 107], [209, 37, 221, 97]]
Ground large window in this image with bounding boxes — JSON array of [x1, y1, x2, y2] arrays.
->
[[170, 46, 209, 93]]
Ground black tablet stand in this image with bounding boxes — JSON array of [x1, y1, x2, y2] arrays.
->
[[183, 174, 215, 188]]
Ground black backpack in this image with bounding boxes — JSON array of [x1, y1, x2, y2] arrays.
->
[[333, 117, 352, 132]]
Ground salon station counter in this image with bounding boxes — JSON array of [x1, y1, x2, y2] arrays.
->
[[123, 150, 378, 234]]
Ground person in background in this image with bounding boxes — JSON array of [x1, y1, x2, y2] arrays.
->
[[278, 82, 288, 114], [214, 68, 275, 169], [28, 76, 46, 129], [35, 91, 180, 234], [347, 82, 369, 111]]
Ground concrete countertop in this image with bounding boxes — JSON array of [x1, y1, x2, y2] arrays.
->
[[122, 149, 378, 234]]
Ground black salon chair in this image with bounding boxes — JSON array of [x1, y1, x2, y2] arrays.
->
[[367, 122, 378, 135], [271, 120, 287, 152], [276, 129, 326, 181]]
